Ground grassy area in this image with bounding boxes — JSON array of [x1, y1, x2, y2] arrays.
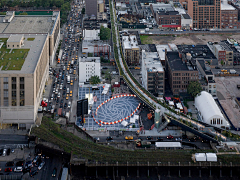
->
[[0, 38, 29, 71], [140, 35, 152, 44], [27, 38, 35, 41]]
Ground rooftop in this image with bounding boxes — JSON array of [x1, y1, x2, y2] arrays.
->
[[157, 11, 179, 15], [80, 57, 100, 63], [182, 14, 191, 19], [0, 15, 58, 34], [166, 51, 197, 71], [177, 45, 216, 60], [0, 34, 48, 73], [122, 35, 139, 50], [7, 34, 23, 43], [221, 1, 236, 10], [156, 44, 172, 60], [151, 3, 174, 13], [142, 51, 164, 72], [197, 59, 213, 75]]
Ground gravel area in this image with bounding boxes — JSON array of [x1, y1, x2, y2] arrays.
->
[[215, 77, 240, 128]]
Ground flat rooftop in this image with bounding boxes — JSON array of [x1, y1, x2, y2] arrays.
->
[[156, 44, 172, 60], [122, 35, 139, 50], [0, 16, 54, 34], [143, 51, 164, 72], [221, 2, 236, 10], [80, 57, 100, 63], [197, 59, 213, 75], [177, 45, 216, 60], [0, 34, 48, 74], [7, 34, 23, 42], [166, 51, 189, 71]]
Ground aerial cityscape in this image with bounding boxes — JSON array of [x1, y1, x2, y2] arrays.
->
[[1, 0, 240, 179]]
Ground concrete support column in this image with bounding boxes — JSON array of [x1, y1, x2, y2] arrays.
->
[[106, 162, 108, 178], [199, 162, 201, 178], [96, 162, 98, 179], [113, 167, 115, 180], [220, 162, 222, 178], [230, 162, 232, 177], [189, 162, 191, 177], [167, 162, 170, 177], [137, 162, 139, 178], [209, 162, 212, 177], [178, 162, 181, 177], [148, 161, 150, 177], [127, 161, 129, 177], [116, 162, 118, 177]]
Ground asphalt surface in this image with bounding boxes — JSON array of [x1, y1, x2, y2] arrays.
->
[[0, 135, 28, 145]]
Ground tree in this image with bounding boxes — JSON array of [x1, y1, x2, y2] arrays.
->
[[81, 7, 85, 14], [99, 26, 111, 40], [89, 75, 101, 85], [187, 81, 202, 97], [104, 70, 113, 85]]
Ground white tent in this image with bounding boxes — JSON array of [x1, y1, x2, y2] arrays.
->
[[121, 121, 128, 127], [134, 114, 139, 120], [155, 142, 181, 148], [195, 91, 230, 128], [169, 101, 174, 106], [195, 153, 206, 162], [130, 117, 135, 124], [206, 153, 217, 162]]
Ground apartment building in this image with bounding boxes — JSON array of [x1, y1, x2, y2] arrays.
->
[[182, 0, 221, 29], [196, 59, 217, 96], [221, 1, 239, 29], [207, 41, 234, 65], [141, 50, 165, 96], [122, 35, 140, 65], [0, 34, 49, 130], [165, 51, 199, 95], [79, 57, 101, 83]]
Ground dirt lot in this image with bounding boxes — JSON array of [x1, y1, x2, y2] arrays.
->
[[215, 77, 240, 128], [141, 34, 240, 45]]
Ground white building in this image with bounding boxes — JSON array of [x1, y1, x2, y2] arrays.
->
[[141, 50, 165, 96], [195, 91, 230, 129], [83, 29, 100, 41], [78, 57, 101, 83]]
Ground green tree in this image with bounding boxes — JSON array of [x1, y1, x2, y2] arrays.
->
[[187, 81, 202, 97], [99, 26, 111, 40], [89, 75, 101, 85], [81, 7, 85, 14], [104, 70, 113, 85]]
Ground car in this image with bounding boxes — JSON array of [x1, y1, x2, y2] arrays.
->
[[25, 161, 33, 168], [38, 161, 45, 170], [35, 158, 42, 167], [23, 167, 31, 174], [167, 135, 174, 139], [5, 168, 12, 172], [146, 136, 153, 140], [58, 92, 61, 98], [63, 86, 66, 91], [16, 161, 24, 166], [125, 136, 133, 140], [68, 101, 71, 108], [156, 137, 163, 141], [64, 103, 67, 108], [66, 94, 69, 100], [33, 155, 39, 163], [215, 66, 220, 69], [6, 148, 10, 156], [182, 134, 188, 139], [14, 167, 23, 172], [60, 99, 64, 105], [55, 88, 58, 95], [94, 137, 100, 142], [6, 161, 14, 166], [52, 167, 57, 177], [60, 84, 63, 90], [102, 67, 108, 69], [106, 136, 113, 141], [30, 170, 38, 177], [53, 88, 56, 93], [70, 93, 72, 97], [0, 149, 3, 156]]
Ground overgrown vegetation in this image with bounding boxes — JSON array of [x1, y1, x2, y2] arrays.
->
[[99, 26, 111, 41], [27, 38, 35, 41]]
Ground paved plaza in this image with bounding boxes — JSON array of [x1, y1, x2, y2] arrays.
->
[[76, 85, 140, 130]]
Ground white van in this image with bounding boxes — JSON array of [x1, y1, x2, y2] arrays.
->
[[67, 88, 70, 94]]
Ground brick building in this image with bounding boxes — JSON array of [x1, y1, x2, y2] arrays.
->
[[165, 51, 199, 95], [181, 0, 221, 29], [221, 1, 239, 29]]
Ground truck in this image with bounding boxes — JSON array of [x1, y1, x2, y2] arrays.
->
[[145, 28, 149, 32], [230, 69, 237, 74], [65, 112, 70, 119], [58, 108, 62, 116], [136, 139, 151, 148], [67, 75, 70, 84]]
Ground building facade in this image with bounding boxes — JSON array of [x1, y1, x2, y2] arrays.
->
[[221, 2, 239, 29], [165, 51, 199, 95], [141, 50, 165, 96], [78, 57, 101, 83], [184, 0, 221, 29], [0, 34, 49, 130], [155, 11, 182, 28], [122, 35, 140, 65]]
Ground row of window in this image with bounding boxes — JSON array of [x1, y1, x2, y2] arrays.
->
[[210, 118, 223, 125]]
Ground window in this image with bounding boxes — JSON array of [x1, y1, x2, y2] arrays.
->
[[12, 45, 14, 47]]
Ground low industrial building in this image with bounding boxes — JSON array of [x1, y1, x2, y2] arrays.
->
[[195, 91, 230, 129], [78, 57, 101, 83], [122, 34, 140, 65], [0, 34, 49, 129], [141, 50, 165, 96], [0, 11, 60, 65], [156, 44, 178, 66]]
